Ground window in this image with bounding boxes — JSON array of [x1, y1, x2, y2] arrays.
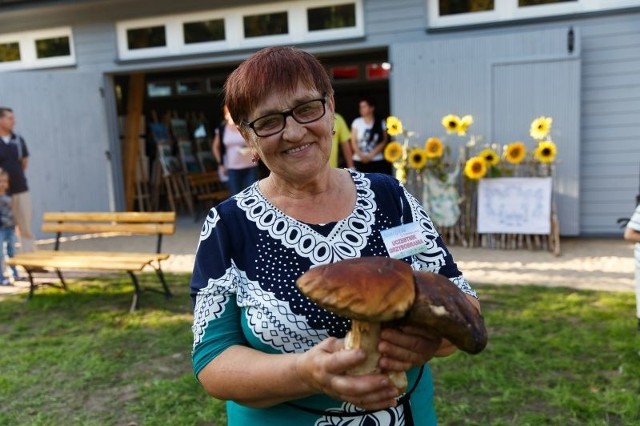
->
[[35, 36, 71, 59], [176, 79, 204, 95], [519, 0, 576, 5], [147, 81, 173, 98], [429, 0, 639, 28], [116, 1, 363, 60], [127, 26, 166, 50], [183, 19, 225, 44], [438, 0, 494, 16], [243, 11, 288, 38], [0, 42, 20, 62], [0, 27, 75, 71], [308, 4, 356, 31]]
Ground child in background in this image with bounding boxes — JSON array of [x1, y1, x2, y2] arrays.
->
[[0, 169, 19, 285]]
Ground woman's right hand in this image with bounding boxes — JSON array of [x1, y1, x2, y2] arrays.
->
[[295, 337, 400, 411]]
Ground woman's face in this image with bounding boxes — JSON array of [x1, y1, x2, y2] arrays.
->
[[359, 101, 374, 117], [243, 83, 334, 183]]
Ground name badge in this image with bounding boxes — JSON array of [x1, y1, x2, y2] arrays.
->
[[380, 222, 427, 259]]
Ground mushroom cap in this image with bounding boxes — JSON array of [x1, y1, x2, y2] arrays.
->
[[296, 257, 416, 322]]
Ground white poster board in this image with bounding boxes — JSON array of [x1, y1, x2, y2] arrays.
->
[[477, 177, 552, 234]]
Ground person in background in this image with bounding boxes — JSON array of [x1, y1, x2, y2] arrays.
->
[[350, 97, 391, 175], [190, 46, 481, 425], [0, 107, 36, 253], [623, 201, 640, 330], [330, 112, 354, 169], [212, 105, 259, 196], [0, 169, 19, 285]]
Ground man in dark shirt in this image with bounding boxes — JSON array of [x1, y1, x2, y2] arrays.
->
[[0, 107, 36, 252]]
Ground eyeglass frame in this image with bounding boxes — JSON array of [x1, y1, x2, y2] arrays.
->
[[241, 95, 328, 138]]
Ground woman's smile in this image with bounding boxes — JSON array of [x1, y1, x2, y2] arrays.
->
[[284, 143, 312, 155]]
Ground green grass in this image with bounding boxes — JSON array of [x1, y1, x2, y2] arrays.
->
[[0, 276, 638, 425]]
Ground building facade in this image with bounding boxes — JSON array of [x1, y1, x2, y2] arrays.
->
[[0, 0, 638, 237]]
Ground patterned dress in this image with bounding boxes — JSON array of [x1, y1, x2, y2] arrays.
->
[[191, 171, 478, 426]]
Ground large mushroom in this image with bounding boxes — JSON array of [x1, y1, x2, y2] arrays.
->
[[296, 257, 488, 392]]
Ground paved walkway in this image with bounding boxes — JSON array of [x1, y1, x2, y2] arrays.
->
[[0, 215, 636, 296]]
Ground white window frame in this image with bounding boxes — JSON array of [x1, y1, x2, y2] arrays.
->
[[428, 0, 640, 29], [0, 27, 75, 71], [116, 0, 364, 61]]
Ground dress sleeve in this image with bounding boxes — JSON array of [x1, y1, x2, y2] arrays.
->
[[399, 183, 478, 299], [191, 208, 248, 378]]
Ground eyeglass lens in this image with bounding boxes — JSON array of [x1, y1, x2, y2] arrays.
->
[[252, 99, 325, 137]]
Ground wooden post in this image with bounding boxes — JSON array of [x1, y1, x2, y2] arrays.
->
[[123, 73, 145, 211]]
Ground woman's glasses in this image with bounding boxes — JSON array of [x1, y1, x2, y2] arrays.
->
[[243, 97, 327, 138]]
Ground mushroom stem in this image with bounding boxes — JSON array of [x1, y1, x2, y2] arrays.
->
[[345, 320, 408, 392], [345, 320, 381, 374]]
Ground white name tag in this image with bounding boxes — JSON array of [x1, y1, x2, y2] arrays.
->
[[380, 222, 427, 259]]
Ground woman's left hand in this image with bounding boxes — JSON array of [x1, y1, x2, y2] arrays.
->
[[377, 326, 453, 372]]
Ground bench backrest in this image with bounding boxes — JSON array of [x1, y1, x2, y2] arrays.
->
[[42, 212, 176, 252]]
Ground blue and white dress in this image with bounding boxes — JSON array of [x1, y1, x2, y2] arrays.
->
[[191, 170, 478, 426]]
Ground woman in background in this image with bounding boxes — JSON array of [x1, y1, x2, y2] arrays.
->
[[350, 97, 391, 174], [212, 105, 259, 196]]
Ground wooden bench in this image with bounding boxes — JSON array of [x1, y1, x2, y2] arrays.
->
[[187, 171, 229, 219], [6, 211, 176, 312]]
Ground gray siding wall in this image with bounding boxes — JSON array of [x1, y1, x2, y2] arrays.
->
[[579, 13, 640, 235]]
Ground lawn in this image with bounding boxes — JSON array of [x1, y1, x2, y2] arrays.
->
[[0, 274, 638, 425]]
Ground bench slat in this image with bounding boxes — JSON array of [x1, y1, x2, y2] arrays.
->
[[43, 211, 176, 223], [41, 222, 175, 235]]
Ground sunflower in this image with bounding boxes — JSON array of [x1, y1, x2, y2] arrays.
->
[[458, 115, 474, 136], [530, 116, 553, 140], [464, 156, 487, 180], [441, 114, 460, 134], [408, 148, 428, 170], [534, 140, 557, 164], [504, 142, 527, 165], [479, 148, 500, 166], [384, 141, 404, 163], [424, 137, 444, 159], [386, 116, 404, 136]]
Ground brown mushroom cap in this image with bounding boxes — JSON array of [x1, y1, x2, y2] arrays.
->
[[296, 257, 416, 322]]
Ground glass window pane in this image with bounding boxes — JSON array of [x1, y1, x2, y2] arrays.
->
[[439, 0, 494, 16], [176, 79, 204, 95], [35, 36, 71, 59], [307, 4, 356, 31], [127, 26, 166, 50], [243, 12, 288, 38], [0, 42, 21, 62], [519, 0, 576, 5], [183, 19, 225, 44], [147, 81, 173, 97]]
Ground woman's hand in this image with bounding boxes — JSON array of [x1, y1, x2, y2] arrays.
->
[[295, 337, 401, 410], [378, 326, 455, 372]]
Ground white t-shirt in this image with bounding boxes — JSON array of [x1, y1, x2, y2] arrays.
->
[[351, 117, 385, 162]]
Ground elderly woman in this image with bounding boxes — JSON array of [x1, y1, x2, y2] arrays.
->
[[190, 46, 481, 425]]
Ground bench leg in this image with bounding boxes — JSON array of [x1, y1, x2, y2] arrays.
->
[[55, 269, 68, 290], [153, 267, 172, 299], [127, 271, 141, 313], [26, 270, 36, 300]]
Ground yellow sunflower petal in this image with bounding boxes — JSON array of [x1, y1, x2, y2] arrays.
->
[[424, 137, 444, 159], [530, 116, 553, 140], [479, 148, 500, 166], [458, 115, 473, 136], [534, 140, 557, 163], [441, 114, 460, 134], [464, 156, 487, 180], [504, 141, 527, 165], [386, 116, 404, 136], [408, 148, 428, 170], [384, 141, 404, 163]]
